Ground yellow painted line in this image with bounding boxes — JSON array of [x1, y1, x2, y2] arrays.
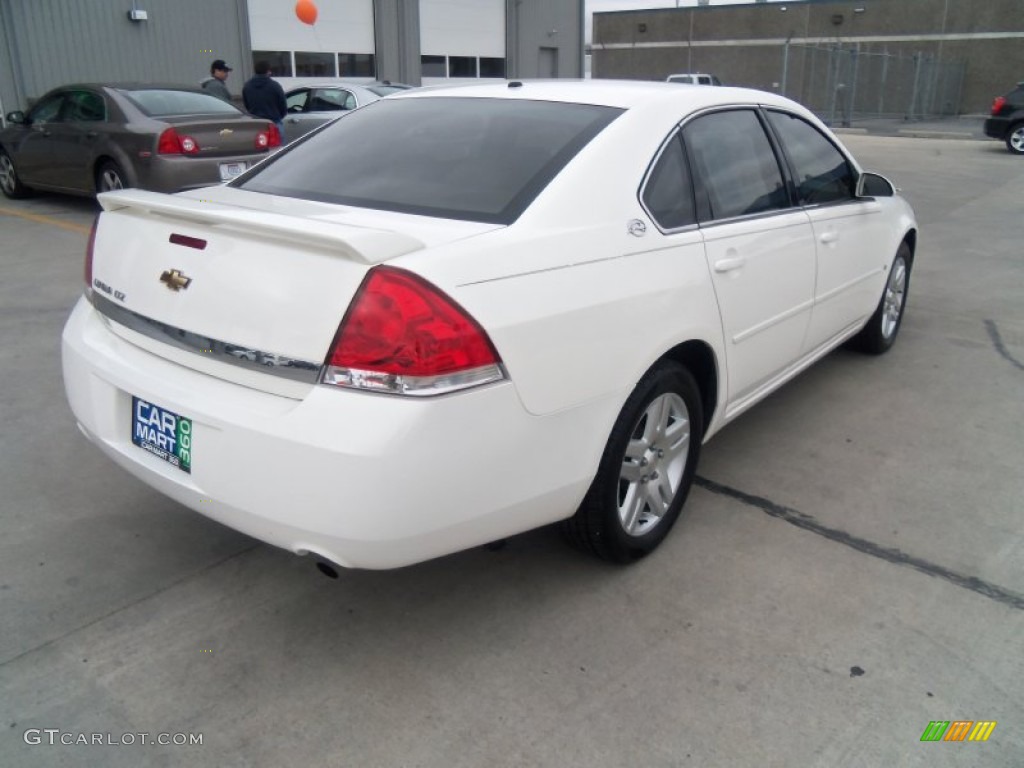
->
[[0, 206, 92, 235]]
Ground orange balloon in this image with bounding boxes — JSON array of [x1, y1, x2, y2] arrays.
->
[[295, 0, 318, 25]]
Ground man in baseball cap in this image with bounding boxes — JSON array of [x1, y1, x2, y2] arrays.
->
[[201, 59, 233, 103]]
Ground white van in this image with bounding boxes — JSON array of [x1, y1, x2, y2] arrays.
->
[[666, 73, 722, 86]]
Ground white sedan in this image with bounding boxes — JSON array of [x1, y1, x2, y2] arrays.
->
[[62, 81, 917, 570]]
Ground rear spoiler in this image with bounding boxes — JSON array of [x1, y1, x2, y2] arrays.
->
[[98, 189, 424, 265]]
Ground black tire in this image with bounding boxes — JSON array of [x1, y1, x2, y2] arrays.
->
[[1006, 122, 1024, 155], [95, 160, 128, 194], [850, 242, 912, 355], [563, 361, 703, 563], [0, 148, 33, 199]]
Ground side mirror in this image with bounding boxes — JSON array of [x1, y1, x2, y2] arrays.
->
[[856, 171, 895, 198], [5, 111, 26, 125]]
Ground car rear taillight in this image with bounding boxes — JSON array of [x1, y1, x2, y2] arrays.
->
[[991, 96, 1006, 116], [84, 216, 99, 291], [321, 266, 505, 396], [157, 128, 200, 155], [257, 124, 281, 149]]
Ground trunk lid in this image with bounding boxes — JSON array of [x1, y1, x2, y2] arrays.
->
[[160, 115, 273, 157], [90, 187, 501, 395]]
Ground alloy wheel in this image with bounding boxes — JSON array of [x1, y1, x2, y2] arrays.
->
[[881, 256, 907, 339], [618, 392, 691, 536]]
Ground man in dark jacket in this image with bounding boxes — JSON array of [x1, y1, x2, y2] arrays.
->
[[243, 61, 288, 141], [200, 59, 233, 103]]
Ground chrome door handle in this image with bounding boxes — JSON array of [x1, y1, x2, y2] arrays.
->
[[819, 231, 839, 244], [714, 256, 746, 273]]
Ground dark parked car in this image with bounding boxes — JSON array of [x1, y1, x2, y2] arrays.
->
[[0, 84, 282, 199], [984, 81, 1024, 154]]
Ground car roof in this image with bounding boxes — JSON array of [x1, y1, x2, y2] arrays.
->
[[395, 79, 800, 113]]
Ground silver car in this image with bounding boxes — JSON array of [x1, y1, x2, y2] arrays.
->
[[0, 84, 281, 199], [283, 83, 393, 140]]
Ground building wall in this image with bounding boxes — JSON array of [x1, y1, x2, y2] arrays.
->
[[0, 0, 251, 118], [508, 0, 584, 79], [592, 0, 1024, 114]]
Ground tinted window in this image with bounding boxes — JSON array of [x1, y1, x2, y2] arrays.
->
[[65, 91, 105, 121], [338, 53, 374, 78], [122, 89, 240, 117], [29, 95, 64, 123], [237, 98, 622, 224], [767, 111, 855, 205], [253, 51, 293, 77], [684, 110, 788, 220], [295, 51, 335, 77], [480, 58, 506, 78], [310, 89, 354, 111], [421, 55, 446, 77], [449, 56, 476, 77], [642, 134, 696, 230]]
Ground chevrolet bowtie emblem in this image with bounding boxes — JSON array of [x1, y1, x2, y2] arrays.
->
[[219, 128, 233, 136], [159, 269, 192, 291]]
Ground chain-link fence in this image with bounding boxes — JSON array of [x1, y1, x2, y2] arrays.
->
[[781, 44, 965, 126]]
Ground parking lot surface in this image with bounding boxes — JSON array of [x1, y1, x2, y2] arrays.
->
[[1, 135, 1022, 767]]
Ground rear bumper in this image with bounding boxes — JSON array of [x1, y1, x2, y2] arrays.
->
[[983, 116, 1011, 140], [61, 298, 615, 569], [133, 151, 275, 193]]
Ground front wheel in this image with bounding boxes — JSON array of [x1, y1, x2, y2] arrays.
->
[[563, 361, 703, 563], [1006, 122, 1024, 155], [850, 242, 911, 355], [95, 160, 127, 194], [0, 149, 32, 199]]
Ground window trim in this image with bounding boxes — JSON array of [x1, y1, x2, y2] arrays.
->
[[678, 104, 798, 227], [762, 107, 860, 210], [637, 128, 699, 235]]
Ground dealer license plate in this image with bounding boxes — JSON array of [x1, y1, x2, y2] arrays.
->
[[131, 397, 192, 473], [218, 162, 246, 181]]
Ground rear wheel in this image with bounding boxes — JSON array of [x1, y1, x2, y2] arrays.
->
[[0, 149, 32, 199], [850, 242, 911, 355], [1006, 122, 1024, 155], [95, 160, 127, 193], [563, 361, 703, 563]]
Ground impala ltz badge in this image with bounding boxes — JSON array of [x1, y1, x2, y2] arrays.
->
[[160, 269, 192, 292], [627, 219, 647, 237]]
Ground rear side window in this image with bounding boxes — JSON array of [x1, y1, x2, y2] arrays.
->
[[767, 111, 855, 205], [237, 97, 622, 224], [641, 133, 696, 230], [683, 109, 789, 220], [65, 91, 105, 121], [122, 89, 241, 117]]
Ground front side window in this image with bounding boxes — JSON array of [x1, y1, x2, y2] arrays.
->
[[310, 89, 354, 111], [29, 95, 65, 123], [683, 109, 789, 221], [237, 98, 622, 224], [767, 111, 855, 205], [641, 133, 696, 230], [286, 89, 310, 113]]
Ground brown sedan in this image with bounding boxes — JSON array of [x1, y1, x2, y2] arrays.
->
[[0, 83, 281, 199]]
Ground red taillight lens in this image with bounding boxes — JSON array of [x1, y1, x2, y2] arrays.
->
[[157, 128, 181, 154], [84, 216, 99, 290], [322, 266, 504, 396], [257, 124, 281, 149], [991, 96, 1006, 116], [157, 128, 199, 154]]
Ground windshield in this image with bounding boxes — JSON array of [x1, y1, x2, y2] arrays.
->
[[121, 89, 242, 117], [235, 97, 622, 224]]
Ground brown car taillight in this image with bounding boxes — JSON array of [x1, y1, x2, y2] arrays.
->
[[257, 124, 281, 149], [157, 127, 200, 155]]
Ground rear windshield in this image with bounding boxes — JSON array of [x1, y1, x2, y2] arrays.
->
[[121, 89, 241, 117], [235, 97, 622, 224]]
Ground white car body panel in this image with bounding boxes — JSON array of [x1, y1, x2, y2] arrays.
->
[[61, 81, 918, 569]]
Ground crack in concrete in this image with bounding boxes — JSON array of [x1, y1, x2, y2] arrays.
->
[[984, 319, 1024, 372], [695, 476, 1024, 612]]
